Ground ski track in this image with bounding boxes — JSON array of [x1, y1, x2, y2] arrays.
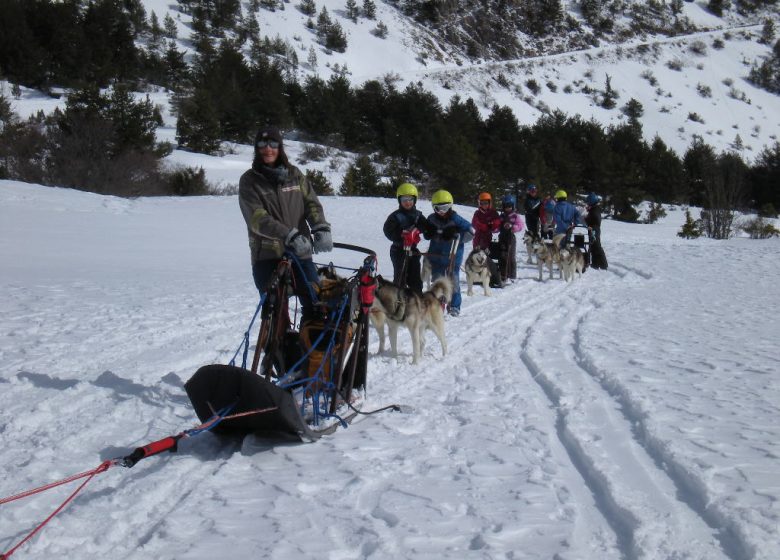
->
[[519, 259, 750, 560]]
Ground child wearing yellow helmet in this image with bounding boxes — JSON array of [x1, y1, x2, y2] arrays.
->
[[426, 190, 475, 317], [382, 182, 433, 292], [551, 188, 583, 247]]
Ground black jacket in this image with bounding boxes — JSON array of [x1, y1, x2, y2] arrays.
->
[[383, 206, 433, 248]]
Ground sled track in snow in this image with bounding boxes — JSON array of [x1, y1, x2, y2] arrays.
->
[[519, 310, 640, 560], [518, 271, 742, 560], [571, 302, 756, 560]]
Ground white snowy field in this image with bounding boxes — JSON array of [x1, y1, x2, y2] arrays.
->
[[1, 180, 778, 559]]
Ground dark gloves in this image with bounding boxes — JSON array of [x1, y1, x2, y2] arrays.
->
[[285, 228, 312, 257], [311, 223, 333, 253], [442, 224, 458, 240]]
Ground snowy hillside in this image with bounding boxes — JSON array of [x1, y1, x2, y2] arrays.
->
[[1, 180, 779, 559], [3, 1, 779, 161]]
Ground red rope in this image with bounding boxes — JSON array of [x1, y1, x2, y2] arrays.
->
[[0, 460, 114, 559]]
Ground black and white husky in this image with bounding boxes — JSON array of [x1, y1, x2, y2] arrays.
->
[[464, 248, 491, 296], [560, 246, 585, 282], [370, 275, 453, 365]]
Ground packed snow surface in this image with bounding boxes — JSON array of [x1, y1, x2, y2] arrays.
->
[[1, 181, 779, 559]]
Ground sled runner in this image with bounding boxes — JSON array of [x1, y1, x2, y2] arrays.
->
[[186, 243, 378, 441]]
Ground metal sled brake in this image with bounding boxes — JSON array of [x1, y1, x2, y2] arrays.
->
[[185, 243, 378, 441]]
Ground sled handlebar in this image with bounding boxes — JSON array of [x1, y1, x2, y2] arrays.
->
[[332, 242, 377, 257]]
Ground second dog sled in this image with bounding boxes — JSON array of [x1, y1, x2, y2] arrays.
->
[[185, 243, 378, 441], [567, 224, 591, 270]]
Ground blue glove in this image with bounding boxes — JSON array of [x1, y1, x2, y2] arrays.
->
[[285, 228, 312, 257], [311, 224, 333, 253]]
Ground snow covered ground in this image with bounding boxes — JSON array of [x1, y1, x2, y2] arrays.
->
[[1, 180, 778, 559]]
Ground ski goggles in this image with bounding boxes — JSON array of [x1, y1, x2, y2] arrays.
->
[[256, 139, 280, 149], [399, 195, 416, 203], [433, 203, 452, 213], [479, 200, 491, 206]]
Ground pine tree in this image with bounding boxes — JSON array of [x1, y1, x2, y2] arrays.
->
[[164, 13, 179, 40], [341, 155, 380, 196], [149, 12, 163, 50], [760, 18, 776, 45], [601, 74, 618, 109], [346, 0, 359, 22], [325, 21, 348, 52], [677, 209, 703, 238], [307, 46, 318, 69], [298, 0, 317, 16], [707, 0, 730, 17], [316, 7, 332, 42], [362, 0, 377, 19], [373, 21, 388, 38]]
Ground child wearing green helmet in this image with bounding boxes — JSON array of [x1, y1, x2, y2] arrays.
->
[[382, 183, 433, 292], [425, 190, 474, 317]]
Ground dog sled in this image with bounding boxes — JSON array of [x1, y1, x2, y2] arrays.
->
[[567, 224, 591, 271], [185, 243, 378, 442]]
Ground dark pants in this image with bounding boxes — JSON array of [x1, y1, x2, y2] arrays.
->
[[390, 245, 422, 293], [526, 216, 540, 239], [252, 257, 319, 318], [497, 230, 517, 280], [486, 243, 504, 286]]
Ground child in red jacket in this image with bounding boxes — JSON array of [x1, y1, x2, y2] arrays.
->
[[471, 192, 504, 288]]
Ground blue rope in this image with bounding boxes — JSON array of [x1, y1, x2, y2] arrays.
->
[[229, 295, 266, 369], [285, 251, 321, 305], [183, 402, 237, 437]]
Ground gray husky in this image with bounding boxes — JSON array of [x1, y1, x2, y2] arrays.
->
[[370, 275, 453, 364]]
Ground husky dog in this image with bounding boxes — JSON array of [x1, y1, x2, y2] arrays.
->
[[560, 247, 585, 282], [523, 231, 536, 264], [532, 233, 565, 281], [464, 248, 492, 296], [370, 275, 453, 365]]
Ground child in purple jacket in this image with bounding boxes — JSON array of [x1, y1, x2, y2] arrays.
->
[[497, 194, 524, 282]]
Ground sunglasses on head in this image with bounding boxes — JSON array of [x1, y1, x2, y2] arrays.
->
[[433, 203, 452, 213], [257, 140, 280, 149]]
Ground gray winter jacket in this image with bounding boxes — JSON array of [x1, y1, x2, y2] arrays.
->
[[238, 164, 329, 263]]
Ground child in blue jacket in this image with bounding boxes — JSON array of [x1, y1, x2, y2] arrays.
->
[[425, 190, 474, 317]]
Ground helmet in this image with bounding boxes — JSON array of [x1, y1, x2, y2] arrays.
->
[[544, 199, 555, 212], [478, 192, 492, 202], [526, 183, 538, 193], [501, 194, 516, 208], [396, 183, 418, 198], [586, 192, 602, 206], [554, 189, 568, 200], [431, 190, 454, 205]]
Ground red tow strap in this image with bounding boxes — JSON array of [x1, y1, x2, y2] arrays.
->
[[0, 460, 115, 559], [0, 405, 277, 558]]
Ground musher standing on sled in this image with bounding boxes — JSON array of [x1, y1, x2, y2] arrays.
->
[[383, 182, 432, 293], [425, 190, 474, 317], [238, 126, 333, 319]]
